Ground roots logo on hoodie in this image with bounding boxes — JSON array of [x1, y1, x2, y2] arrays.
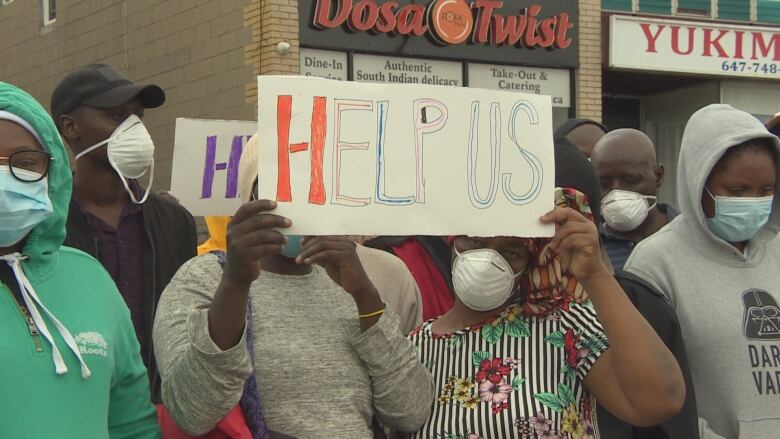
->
[[742, 289, 780, 340], [75, 332, 108, 357]]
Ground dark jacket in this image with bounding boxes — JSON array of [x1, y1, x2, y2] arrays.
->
[[64, 191, 197, 402], [597, 271, 700, 439]]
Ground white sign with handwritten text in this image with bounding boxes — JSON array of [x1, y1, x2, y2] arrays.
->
[[257, 76, 555, 236]]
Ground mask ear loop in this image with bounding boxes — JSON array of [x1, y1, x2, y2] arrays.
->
[[113, 158, 153, 205], [644, 195, 658, 211], [74, 137, 111, 161]]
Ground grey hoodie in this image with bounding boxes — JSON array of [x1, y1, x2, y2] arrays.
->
[[624, 104, 780, 439]]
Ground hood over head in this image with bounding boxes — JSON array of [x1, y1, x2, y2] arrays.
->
[[0, 82, 72, 275], [677, 104, 780, 254]]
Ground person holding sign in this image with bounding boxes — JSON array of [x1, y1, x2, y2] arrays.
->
[[153, 138, 434, 439], [407, 143, 685, 438]]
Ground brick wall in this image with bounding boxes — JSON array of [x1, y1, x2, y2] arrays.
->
[[576, 0, 603, 122], [244, 0, 300, 112], [0, 0, 255, 190]]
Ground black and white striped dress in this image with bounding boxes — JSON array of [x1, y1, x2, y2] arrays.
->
[[408, 302, 608, 439]]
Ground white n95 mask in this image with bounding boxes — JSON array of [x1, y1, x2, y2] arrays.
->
[[601, 189, 657, 232], [75, 114, 155, 204], [452, 248, 522, 312]]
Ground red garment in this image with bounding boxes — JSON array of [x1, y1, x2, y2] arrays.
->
[[157, 404, 252, 439], [391, 240, 453, 322]]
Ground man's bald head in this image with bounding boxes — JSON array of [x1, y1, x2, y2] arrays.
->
[[591, 128, 664, 198], [592, 129, 657, 165]]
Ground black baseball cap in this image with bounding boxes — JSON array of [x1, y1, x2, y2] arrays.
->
[[50, 63, 165, 124]]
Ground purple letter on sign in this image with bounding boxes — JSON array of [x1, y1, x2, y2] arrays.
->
[[201, 135, 246, 199]]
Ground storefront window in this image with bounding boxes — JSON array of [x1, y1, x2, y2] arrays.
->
[[638, 0, 672, 14], [602, 0, 632, 11], [678, 0, 711, 15], [718, 0, 750, 20], [757, 0, 780, 23]]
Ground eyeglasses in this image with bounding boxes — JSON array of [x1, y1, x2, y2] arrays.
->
[[0, 150, 53, 182]]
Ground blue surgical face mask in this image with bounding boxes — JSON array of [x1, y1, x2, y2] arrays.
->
[[705, 187, 774, 243], [0, 167, 53, 247], [282, 235, 303, 258]]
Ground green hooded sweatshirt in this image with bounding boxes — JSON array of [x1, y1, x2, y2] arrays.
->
[[0, 82, 161, 438]]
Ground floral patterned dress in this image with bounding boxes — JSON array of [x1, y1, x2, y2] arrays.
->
[[408, 302, 609, 439]]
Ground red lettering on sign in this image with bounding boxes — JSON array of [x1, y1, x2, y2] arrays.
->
[[521, 4, 542, 47], [490, 13, 527, 46], [348, 0, 380, 32], [276, 96, 293, 202], [376, 1, 398, 32], [395, 4, 427, 36], [472, 0, 501, 43], [309, 97, 327, 205], [313, 0, 574, 50], [703, 29, 729, 58], [640, 23, 665, 53], [752, 32, 780, 61], [314, 0, 351, 28], [671, 26, 696, 55], [734, 31, 745, 59], [555, 13, 573, 49], [537, 15, 557, 48]]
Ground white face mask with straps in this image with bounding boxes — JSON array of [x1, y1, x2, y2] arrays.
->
[[75, 114, 155, 204], [601, 189, 657, 232], [451, 248, 523, 312]]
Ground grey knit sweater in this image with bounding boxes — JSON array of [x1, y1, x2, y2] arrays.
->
[[153, 252, 434, 438]]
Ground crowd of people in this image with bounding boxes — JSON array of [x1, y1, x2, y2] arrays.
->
[[1, 63, 778, 439]]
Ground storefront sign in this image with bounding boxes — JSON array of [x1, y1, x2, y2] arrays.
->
[[300, 48, 348, 80], [610, 15, 780, 79], [353, 54, 462, 86], [468, 63, 570, 107], [300, 0, 579, 68], [313, 0, 572, 48], [256, 75, 555, 236]]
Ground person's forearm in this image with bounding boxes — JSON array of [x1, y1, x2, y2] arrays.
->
[[353, 286, 385, 332], [582, 269, 684, 411], [351, 310, 435, 432], [208, 275, 252, 350]]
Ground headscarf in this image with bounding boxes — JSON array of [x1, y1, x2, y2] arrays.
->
[[518, 140, 602, 316], [518, 188, 593, 316]]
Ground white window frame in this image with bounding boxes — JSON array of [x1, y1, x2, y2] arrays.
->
[[42, 0, 56, 26], [630, 0, 760, 21]]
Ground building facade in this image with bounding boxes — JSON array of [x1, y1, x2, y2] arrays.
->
[[603, 0, 780, 203], [0, 0, 604, 195]]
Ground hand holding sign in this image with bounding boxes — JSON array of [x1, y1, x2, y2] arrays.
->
[[298, 236, 384, 330], [297, 236, 375, 296], [224, 200, 291, 286], [541, 206, 605, 283]]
